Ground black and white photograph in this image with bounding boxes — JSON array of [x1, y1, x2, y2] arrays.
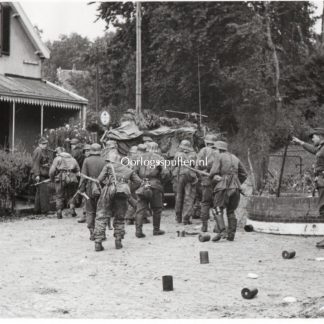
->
[[0, 0, 324, 319]]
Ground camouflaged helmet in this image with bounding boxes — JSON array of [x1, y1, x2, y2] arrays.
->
[[90, 143, 101, 155], [204, 134, 218, 147], [309, 128, 324, 138], [70, 138, 80, 145], [105, 151, 121, 163], [143, 136, 153, 143], [146, 142, 159, 153], [214, 141, 228, 151], [137, 144, 147, 152], [105, 140, 117, 149], [179, 140, 193, 153], [83, 144, 91, 151]]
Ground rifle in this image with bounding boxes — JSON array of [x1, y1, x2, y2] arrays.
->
[[182, 164, 210, 177], [71, 190, 90, 202], [32, 178, 51, 186], [80, 173, 102, 191]]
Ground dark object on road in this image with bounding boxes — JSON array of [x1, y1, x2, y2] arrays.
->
[[184, 231, 199, 236], [199, 234, 211, 242], [162, 275, 173, 291], [241, 287, 258, 299], [200, 251, 209, 264], [316, 238, 324, 248], [282, 250, 296, 259], [244, 224, 254, 232]]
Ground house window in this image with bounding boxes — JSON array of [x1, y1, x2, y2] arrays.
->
[[0, 4, 11, 56]]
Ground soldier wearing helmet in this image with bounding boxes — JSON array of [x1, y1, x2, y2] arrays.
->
[[78, 143, 106, 239], [196, 134, 220, 232], [172, 139, 197, 224], [94, 152, 142, 251], [209, 141, 248, 242], [133, 142, 170, 238], [101, 140, 121, 161]]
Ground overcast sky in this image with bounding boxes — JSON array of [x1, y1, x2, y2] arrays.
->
[[20, 1, 323, 43]]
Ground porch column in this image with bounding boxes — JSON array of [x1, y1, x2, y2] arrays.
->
[[11, 102, 16, 151], [40, 104, 44, 136], [82, 105, 87, 129]]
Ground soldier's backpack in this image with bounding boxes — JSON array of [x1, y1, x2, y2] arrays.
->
[[56, 153, 78, 185], [108, 163, 131, 199]]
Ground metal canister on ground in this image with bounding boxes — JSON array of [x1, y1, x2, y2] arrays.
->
[[241, 287, 258, 299], [200, 251, 209, 264], [282, 250, 296, 259], [199, 234, 211, 242], [162, 275, 173, 291]]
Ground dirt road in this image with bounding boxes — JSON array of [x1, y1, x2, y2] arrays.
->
[[0, 208, 324, 318]]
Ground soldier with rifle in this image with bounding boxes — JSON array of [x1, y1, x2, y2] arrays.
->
[[32, 137, 52, 215], [79, 143, 106, 241], [49, 147, 80, 219], [292, 128, 324, 249]]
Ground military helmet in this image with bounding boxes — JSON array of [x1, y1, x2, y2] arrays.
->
[[143, 136, 153, 143], [106, 140, 117, 149], [129, 146, 138, 154], [105, 151, 121, 163], [38, 137, 48, 145], [204, 134, 218, 147], [137, 144, 147, 152], [70, 138, 80, 145], [55, 146, 65, 154], [146, 142, 159, 153], [90, 143, 101, 155], [179, 139, 193, 153], [309, 128, 324, 138], [83, 144, 91, 151], [214, 141, 228, 151]]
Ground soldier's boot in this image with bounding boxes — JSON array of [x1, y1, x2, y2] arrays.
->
[[213, 209, 226, 233], [143, 217, 150, 224], [135, 224, 146, 238], [316, 238, 324, 248], [201, 221, 208, 232], [183, 215, 192, 225], [78, 211, 86, 223], [89, 228, 95, 241], [107, 217, 113, 230], [175, 212, 182, 224], [126, 219, 134, 225], [153, 213, 165, 236], [115, 235, 123, 249], [95, 242, 104, 252], [56, 209, 62, 219], [70, 206, 77, 217], [227, 217, 237, 242]]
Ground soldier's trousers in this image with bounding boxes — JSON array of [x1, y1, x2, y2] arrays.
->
[[94, 194, 128, 242], [34, 176, 50, 214], [318, 188, 324, 216], [85, 195, 100, 230], [54, 181, 78, 210], [175, 175, 196, 222], [200, 185, 213, 223], [135, 188, 163, 230]]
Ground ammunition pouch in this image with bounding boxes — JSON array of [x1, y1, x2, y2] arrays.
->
[[135, 179, 153, 200], [58, 170, 78, 185]]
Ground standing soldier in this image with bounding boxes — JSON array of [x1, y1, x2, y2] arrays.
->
[[209, 141, 248, 241], [77, 144, 91, 223], [101, 140, 120, 161], [79, 144, 105, 240], [94, 151, 141, 251], [70, 138, 84, 168], [172, 140, 197, 224], [49, 147, 80, 219], [196, 134, 220, 232], [32, 137, 51, 214], [292, 128, 324, 248], [134, 142, 169, 238]]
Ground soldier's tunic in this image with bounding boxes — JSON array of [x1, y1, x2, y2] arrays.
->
[[94, 162, 141, 242], [134, 151, 169, 231], [196, 146, 220, 225], [301, 141, 324, 215], [71, 144, 84, 169], [32, 146, 51, 214], [80, 155, 106, 231], [209, 151, 247, 239], [49, 152, 80, 211], [172, 150, 197, 223]]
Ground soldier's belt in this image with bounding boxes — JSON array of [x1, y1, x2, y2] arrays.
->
[[115, 176, 127, 183]]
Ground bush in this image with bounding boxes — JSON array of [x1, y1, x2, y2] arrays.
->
[[0, 150, 32, 213]]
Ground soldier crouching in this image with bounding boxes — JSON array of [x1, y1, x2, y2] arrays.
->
[[94, 151, 141, 251], [49, 147, 80, 219]]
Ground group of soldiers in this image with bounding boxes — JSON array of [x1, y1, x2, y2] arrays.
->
[[31, 133, 249, 251]]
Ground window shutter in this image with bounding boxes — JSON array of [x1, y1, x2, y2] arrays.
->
[[2, 5, 11, 55]]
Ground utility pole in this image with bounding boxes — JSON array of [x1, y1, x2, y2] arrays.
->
[[322, 1, 324, 45], [136, 1, 142, 116], [95, 45, 100, 114], [197, 54, 202, 128]]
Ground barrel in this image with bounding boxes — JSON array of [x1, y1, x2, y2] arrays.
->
[[241, 287, 258, 299]]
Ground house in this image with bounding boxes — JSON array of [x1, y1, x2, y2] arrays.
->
[[0, 2, 88, 152]]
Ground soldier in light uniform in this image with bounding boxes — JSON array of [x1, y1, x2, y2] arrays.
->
[[209, 141, 248, 241], [49, 147, 80, 219], [77, 144, 91, 223], [196, 134, 220, 232], [79, 144, 106, 240], [101, 140, 121, 161], [94, 151, 142, 251], [172, 140, 197, 224], [32, 137, 52, 214], [134, 142, 169, 238], [292, 128, 324, 248]]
